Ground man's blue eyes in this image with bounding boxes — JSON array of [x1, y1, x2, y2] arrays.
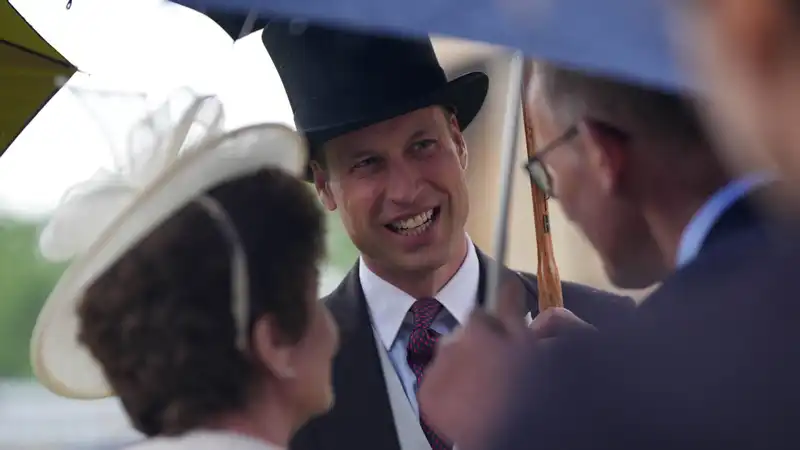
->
[[353, 157, 378, 168], [413, 139, 437, 151], [352, 140, 438, 169]]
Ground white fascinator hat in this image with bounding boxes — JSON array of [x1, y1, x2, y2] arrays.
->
[[30, 89, 306, 399]]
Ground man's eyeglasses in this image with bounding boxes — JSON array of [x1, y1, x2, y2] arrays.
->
[[523, 125, 578, 198]]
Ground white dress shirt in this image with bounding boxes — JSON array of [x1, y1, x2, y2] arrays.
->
[[360, 235, 480, 416]]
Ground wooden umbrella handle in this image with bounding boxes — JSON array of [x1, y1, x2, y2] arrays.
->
[[522, 61, 564, 311]]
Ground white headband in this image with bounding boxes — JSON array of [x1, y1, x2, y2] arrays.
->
[[194, 195, 251, 352]]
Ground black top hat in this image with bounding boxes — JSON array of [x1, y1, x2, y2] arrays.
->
[[261, 18, 490, 179]]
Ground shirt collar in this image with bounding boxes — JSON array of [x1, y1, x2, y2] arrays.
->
[[675, 172, 772, 268], [360, 234, 480, 350]]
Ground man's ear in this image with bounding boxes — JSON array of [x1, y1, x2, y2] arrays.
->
[[578, 120, 628, 194], [448, 115, 468, 170], [252, 316, 296, 380], [456, 132, 468, 171], [310, 160, 338, 212]]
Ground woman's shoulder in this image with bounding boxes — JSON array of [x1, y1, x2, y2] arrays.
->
[[124, 437, 190, 450], [125, 431, 283, 450]]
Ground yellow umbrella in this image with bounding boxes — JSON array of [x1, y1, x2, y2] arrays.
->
[[1, 1, 76, 156]]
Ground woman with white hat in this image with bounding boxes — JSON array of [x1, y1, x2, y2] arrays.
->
[[29, 90, 339, 449]]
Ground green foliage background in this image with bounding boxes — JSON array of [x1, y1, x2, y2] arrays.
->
[[0, 210, 357, 378]]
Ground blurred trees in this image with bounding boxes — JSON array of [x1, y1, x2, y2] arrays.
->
[[325, 208, 359, 270], [0, 210, 358, 378], [0, 218, 66, 377]]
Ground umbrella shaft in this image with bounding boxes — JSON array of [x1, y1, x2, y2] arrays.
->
[[238, 9, 259, 39], [484, 50, 525, 314]]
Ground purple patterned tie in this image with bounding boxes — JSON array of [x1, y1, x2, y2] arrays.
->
[[407, 297, 452, 450]]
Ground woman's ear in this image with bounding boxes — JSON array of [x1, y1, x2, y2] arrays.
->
[[252, 316, 296, 380]]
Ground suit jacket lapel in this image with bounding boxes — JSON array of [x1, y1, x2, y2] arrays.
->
[[324, 265, 401, 450], [474, 247, 537, 318]]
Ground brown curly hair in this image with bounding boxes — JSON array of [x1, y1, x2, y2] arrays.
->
[[77, 167, 326, 437]]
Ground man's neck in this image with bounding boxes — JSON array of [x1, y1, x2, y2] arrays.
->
[[362, 235, 470, 299], [646, 200, 705, 270], [638, 156, 740, 271], [646, 177, 747, 270], [654, 172, 774, 270]]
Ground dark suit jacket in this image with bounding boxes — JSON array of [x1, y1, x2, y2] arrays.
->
[[487, 195, 800, 450], [290, 246, 635, 450]]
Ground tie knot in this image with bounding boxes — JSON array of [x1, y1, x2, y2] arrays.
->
[[410, 297, 443, 330]]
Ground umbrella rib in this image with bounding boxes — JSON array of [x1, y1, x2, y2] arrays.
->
[[1, 40, 76, 71]]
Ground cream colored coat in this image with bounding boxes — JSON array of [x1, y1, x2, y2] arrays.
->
[[126, 431, 283, 450]]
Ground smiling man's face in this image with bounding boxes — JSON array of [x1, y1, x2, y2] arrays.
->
[[312, 106, 470, 277]]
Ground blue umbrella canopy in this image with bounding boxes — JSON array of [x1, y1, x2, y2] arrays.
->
[[170, 0, 686, 92]]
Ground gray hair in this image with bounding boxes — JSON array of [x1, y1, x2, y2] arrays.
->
[[529, 62, 709, 152]]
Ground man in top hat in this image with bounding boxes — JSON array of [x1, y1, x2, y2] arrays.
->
[[260, 19, 636, 450]]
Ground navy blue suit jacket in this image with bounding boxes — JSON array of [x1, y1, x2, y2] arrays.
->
[[486, 196, 800, 450]]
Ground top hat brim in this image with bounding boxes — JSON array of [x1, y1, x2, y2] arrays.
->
[[302, 71, 489, 180]]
